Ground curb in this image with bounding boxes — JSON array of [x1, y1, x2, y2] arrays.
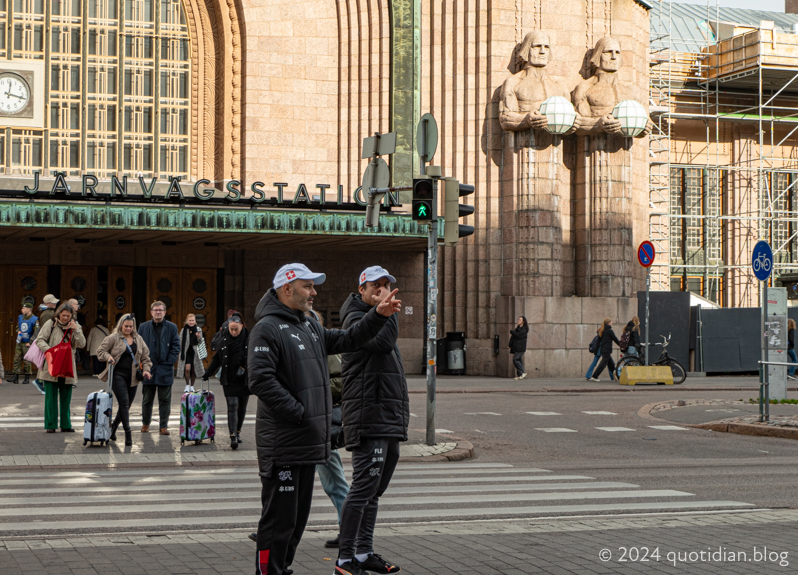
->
[[408, 387, 786, 394], [689, 421, 798, 440], [639, 399, 798, 441], [0, 440, 476, 472]]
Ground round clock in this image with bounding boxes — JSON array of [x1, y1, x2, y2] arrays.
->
[[0, 72, 30, 115]]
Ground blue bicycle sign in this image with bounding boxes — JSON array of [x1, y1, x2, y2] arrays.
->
[[751, 241, 773, 281]]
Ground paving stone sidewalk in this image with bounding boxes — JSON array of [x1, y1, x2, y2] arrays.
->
[[2, 510, 796, 574]]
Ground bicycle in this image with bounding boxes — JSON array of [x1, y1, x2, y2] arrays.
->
[[615, 334, 687, 384]]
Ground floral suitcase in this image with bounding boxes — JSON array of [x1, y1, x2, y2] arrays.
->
[[180, 381, 216, 445]]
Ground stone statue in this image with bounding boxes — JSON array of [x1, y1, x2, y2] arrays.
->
[[572, 36, 649, 298], [572, 36, 652, 136], [498, 31, 577, 298], [499, 31, 581, 134]]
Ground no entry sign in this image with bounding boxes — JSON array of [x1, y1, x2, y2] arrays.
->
[[638, 241, 655, 268]]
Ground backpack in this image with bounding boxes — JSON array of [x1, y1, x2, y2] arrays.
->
[[588, 335, 599, 354], [619, 330, 631, 352], [211, 328, 225, 352]]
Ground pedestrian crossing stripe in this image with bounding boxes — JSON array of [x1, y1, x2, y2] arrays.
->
[[0, 463, 754, 533], [582, 411, 617, 415], [595, 427, 636, 432], [647, 425, 689, 430], [526, 412, 562, 416], [535, 428, 577, 432]]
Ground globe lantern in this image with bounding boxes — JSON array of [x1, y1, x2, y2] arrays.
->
[[612, 100, 649, 137], [538, 96, 577, 135]]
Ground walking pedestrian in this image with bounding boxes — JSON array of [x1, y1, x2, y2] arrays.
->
[[212, 309, 242, 352], [86, 318, 110, 375], [589, 318, 620, 382], [621, 317, 641, 357], [248, 263, 401, 575], [32, 294, 59, 395], [35, 302, 85, 432], [508, 316, 529, 380], [788, 318, 796, 381], [335, 266, 409, 575], [96, 315, 153, 446], [39, 295, 58, 325], [7, 298, 39, 384], [585, 327, 601, 381], [178, 314, 206, 393], [202, 313, 250, 449], [0, 347, 5, 382], [309, 309, 350, 549], [138, 301, 180, 436]]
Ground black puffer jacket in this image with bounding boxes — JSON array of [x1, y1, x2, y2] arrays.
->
[[340, 294, 409, 449], [248, 289, 388, 477], [599, 325, 621, 355], [509, 325, 528, 353], [206, 326, 250, 397], [623, 321, 640, 351]]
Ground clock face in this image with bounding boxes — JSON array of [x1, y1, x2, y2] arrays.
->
[[0, 73, 31, 115]]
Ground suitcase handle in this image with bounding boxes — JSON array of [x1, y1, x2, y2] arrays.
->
[[106, 361, 113, 394]]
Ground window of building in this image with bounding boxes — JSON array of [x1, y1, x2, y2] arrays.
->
[[769, 172, 798, 269], [670, 167, 723, 304], [0, 0, 190, 179]]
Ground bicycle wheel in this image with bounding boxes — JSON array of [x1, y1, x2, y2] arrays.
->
[[616, 356, 643, 379], [666, 359, 687, 384]]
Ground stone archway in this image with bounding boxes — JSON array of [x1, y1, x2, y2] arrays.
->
[[184, 0, 244, 184]]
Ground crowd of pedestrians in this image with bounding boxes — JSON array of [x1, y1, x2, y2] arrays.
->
[[1, 263, 408, 575]]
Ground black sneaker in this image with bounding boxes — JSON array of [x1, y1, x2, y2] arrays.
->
[[324, 535, 340, 548], [334, 561, 365, 575], [247, 532, 256, 542], [356, 554, 401, 574]]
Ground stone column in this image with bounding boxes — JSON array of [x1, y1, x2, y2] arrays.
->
[[576, 133, 635, 297]]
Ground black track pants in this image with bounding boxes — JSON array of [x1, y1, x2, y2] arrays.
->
[[225, 395, 249, 435], [255, 464, 315, 575], [338, 438, 401, 560]]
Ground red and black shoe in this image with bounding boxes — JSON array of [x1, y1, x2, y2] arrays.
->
[[356, 554, 401, 574], [334, 560, 365, 575]]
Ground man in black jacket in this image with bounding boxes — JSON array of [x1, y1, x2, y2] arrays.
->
[[335, 266, 409, 575], [248, 263, 401, 575]]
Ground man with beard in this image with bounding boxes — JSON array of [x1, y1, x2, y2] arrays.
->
[[248, 263, 402, 575]]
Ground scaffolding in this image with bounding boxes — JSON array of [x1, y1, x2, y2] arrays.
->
[[649, 0, 798, 307]]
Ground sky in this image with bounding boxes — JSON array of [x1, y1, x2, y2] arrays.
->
[[670, 0, 785, 11]]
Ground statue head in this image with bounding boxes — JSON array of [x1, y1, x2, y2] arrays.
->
[[589, 37, 621, 73], [518, 31, 552, 69]]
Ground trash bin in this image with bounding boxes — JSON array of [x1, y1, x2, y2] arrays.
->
[[445, 332, 466, 375]]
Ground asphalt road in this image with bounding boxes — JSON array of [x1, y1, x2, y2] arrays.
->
[[414, 389, 798, 511]]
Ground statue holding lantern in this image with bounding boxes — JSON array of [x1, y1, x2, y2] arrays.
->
[[498, 31, 578, 297], [572, 36, 652, 137], [573, 36, 651, 298]]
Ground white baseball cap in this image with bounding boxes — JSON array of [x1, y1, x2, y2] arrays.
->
[[359, 265, 396, 286], [273, 263, 326, 289]]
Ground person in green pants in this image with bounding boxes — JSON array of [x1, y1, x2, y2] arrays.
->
[[35, 302, 86, 432]]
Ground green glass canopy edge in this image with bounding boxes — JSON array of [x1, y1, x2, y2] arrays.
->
[[0, 201, 444, 238]]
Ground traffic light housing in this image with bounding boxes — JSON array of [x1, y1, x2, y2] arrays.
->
[[444, 178, 475, 246], [412, 177, 434, 221]]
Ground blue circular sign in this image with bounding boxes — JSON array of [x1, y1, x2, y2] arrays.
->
[[752, 240, 773, 281], [638, 241, 655, 268]]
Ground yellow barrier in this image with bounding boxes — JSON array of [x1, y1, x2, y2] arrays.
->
[[619, 365, 675, 385]]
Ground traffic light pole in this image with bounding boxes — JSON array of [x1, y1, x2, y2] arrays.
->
[[426, 178, 439, 446]]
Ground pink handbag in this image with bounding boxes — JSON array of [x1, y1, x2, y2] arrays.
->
[[23, 343, 45, 370]]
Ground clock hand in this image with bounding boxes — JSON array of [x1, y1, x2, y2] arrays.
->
[[7, 92, 24, 100]]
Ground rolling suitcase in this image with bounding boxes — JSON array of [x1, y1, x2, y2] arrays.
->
[[83, 363, 114, 447], [180, 379, 216, 445]]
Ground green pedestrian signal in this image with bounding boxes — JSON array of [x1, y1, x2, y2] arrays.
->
[[412, 178, 434, 221]]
